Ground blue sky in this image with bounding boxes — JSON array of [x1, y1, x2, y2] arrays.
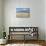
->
[[16, 8, 30, 13]]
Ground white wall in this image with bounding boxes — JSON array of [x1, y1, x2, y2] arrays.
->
[[45, 0, 46, 40], [0, 0, 2, 29], [0, 0, 3, 38], [3, 0, 45, 40]]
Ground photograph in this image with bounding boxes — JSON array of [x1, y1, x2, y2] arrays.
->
[[0, 0, 46, 46]]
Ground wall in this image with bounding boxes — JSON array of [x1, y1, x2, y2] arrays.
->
[[3, 0, 45, 40], [0, 0, 3, 38], [45, 0, 46, 40]]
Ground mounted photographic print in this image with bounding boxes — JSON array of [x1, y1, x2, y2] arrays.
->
[[16, 8, 30, 18]]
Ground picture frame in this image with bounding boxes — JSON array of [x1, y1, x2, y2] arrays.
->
[[16, 8, 30, 18]]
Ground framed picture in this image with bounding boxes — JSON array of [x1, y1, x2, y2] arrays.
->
[[16, 8, 30, 18]]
